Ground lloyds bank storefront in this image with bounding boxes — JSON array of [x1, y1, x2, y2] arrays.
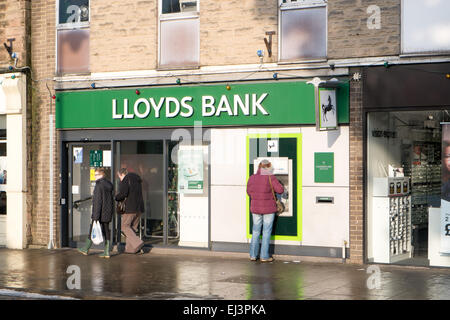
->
[[55, 79, 351, 258]]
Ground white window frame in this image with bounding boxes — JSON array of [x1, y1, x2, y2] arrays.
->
[[55, 0, 91, 75], [158, 0, 200, 69], [278, 0, 328, 63]]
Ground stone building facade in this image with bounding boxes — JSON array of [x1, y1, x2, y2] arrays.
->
[[9, 0, 450, 266]]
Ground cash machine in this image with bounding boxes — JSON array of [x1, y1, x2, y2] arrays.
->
[[247, 134, 302, 241], [253, 157, 292, 217]]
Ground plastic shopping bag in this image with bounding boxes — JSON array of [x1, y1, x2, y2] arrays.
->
[[91, 221, 103, 245]]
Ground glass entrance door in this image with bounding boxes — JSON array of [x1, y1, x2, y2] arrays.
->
[[63, 135, 210, 248], [116, 139, 209, 247], [69, 143, 112, 246], [117, 140, 165, 245]]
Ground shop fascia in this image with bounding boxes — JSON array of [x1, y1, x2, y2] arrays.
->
[[55, 81, 349, 129], [112, 93, 269, 120]]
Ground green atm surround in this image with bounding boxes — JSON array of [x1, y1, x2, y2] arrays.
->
[[246, 133, 302, 241]]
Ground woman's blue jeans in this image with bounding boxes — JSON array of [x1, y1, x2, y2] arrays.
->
[[250, 213, 275, 259]]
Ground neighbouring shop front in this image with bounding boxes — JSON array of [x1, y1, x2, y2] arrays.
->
[[364, 62, 450, 267], [56, 79, 351, 258], [0, 73, 27, 249]]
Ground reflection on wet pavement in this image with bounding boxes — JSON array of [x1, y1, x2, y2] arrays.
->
[[1, 248, 450, 300]]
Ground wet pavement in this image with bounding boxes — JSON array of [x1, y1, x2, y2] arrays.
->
[[1, 247, 450, 300]]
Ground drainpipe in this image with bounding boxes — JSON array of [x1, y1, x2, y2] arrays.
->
[[47, 85, 55, 249]]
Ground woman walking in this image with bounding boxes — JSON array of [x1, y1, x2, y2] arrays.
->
[[78, 168, 114, 258], [246, 159, 284, 262]]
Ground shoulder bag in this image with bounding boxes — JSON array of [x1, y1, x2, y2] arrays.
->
[[268, 175, 284, 215], [116, 198, 126, 215]]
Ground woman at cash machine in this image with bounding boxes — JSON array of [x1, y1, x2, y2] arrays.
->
[[247, 159, 284, 262]]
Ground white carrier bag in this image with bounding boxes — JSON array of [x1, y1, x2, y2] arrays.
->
[[91, 221, 104, 245]]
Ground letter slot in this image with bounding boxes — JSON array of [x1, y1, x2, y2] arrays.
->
[[316, 196, 334, 204]]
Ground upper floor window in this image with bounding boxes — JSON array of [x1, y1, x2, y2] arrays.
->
[[57, 0, 90, 75], [402, 0, 450, 54], [159, 0, 199, 69], [279, 0, 327, 62], [162, 0, 197, 14], [58, 0, 89, 26]]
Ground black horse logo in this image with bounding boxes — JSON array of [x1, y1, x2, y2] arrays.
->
[[322, 95, 335, 122]]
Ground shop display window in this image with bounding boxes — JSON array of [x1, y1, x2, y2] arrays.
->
[[279, 0, 327, 61], [367, 110, 450, 266]]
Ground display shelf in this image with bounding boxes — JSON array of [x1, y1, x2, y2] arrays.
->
[[405, 160, 441, 226], [372, 177, 412, 263]]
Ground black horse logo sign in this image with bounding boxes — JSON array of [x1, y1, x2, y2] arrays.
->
[[321, 95, 335, 122]]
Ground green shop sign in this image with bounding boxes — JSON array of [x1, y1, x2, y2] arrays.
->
[[55, 81, 349, 129]]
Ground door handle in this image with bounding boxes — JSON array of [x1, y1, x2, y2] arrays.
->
[[73, 196, 92, 209]]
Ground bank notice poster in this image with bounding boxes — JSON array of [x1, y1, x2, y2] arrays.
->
[[178, 148, 204, 194], [441, 124, 450, 254]]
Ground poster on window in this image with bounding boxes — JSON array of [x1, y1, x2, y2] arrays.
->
[[73, 147, 83, 164], [318, 88, 337, 130], [178, 148, 204, 194], [440, 124, 450, 254]]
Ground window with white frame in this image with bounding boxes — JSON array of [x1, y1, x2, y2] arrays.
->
[[57, 0, 90, 75], [402, 0, 450, 54], [159, 0, 199, 69], [279, 0, 327, 62]]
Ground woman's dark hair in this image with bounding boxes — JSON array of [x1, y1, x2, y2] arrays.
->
[[118, 168, 128, 176]]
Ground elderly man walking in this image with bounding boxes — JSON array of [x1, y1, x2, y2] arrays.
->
[[115, 168, 145, 254]]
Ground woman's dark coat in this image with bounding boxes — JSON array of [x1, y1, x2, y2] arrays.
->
[[92, 177, 114, 223], [115, 172, 145, 214]]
